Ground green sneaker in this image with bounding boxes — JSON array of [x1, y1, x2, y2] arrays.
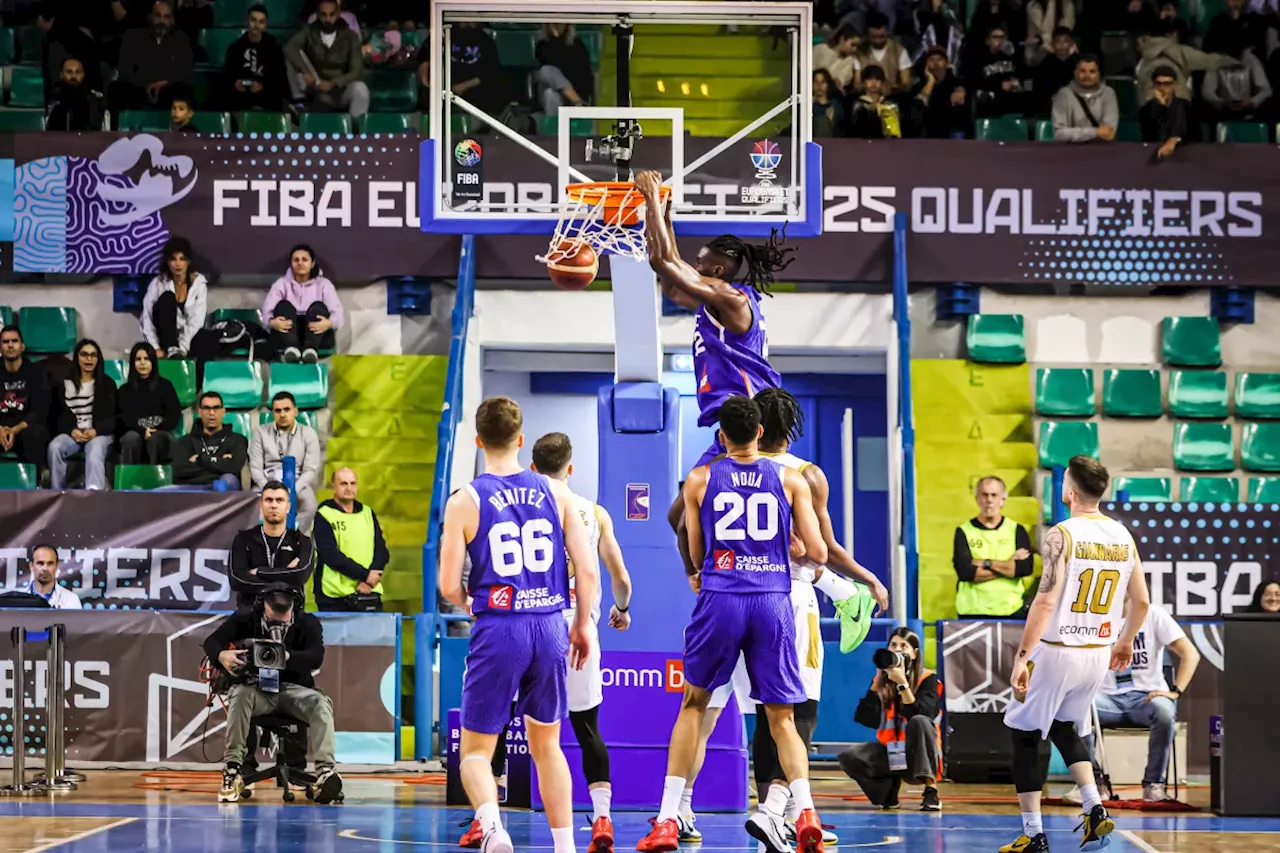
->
[[833, 584, 876, 653]]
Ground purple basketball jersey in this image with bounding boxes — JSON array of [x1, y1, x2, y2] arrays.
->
[[465, 470, 569, 615], [692, 285, 781, 427], [699, 458, 792, 593]]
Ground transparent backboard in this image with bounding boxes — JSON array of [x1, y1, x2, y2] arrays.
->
[[419, 0, 820, 238]]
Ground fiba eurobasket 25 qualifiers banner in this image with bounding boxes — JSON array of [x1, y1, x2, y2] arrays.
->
[[3, 133, 1280, 283], [0, 610, 398, 764], [0, 490, 259, 610]]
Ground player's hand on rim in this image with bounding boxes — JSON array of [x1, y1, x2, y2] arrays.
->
[[635, 169, 663, 197]]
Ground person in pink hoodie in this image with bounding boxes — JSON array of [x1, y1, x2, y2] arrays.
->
[[262, 244, 344, 363]]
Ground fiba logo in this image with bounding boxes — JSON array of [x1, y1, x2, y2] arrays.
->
[[454, 138, 483, 167], [749, 139, 782, 171], [743, 140, 785, 205]]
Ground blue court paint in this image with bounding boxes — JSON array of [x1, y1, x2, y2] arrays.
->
[[2, 801, 1277, 852]]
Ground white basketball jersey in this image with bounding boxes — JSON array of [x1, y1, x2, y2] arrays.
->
[[763, 451, 818, 583], [567, 492, 603, 622], [1043, 513, 1137, 647]]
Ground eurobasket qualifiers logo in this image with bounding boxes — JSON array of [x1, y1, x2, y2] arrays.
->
[[454, 138, 482, 167], [743, 140, 785, 205]]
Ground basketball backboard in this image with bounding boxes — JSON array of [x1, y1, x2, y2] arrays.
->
[[419, 0, 820, 238]]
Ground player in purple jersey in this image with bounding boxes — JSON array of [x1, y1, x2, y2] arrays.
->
[[636, 396, 829, 853], [439, 396, 599, 853]]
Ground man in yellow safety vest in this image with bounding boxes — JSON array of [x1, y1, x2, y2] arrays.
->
[[952, 476, 1034, 618]]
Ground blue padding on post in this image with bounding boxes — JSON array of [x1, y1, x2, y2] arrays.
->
[[26, 630, 50, 643], [611, 382, 665, 433]]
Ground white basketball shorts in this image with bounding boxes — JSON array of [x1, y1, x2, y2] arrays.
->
[[564, 610, 602, 713], [1003, 642, 1111, 738]]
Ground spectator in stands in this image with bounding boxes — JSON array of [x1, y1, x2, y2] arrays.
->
[[25, 544, 81, 610], [1156, 0, 1193, 45], [834, 0, 905, 35], [1247, 579, 1280, 612], [952, 476, 1033, 618], [224, 4, 287, 113], [116, 343, 181, 466], [911, 0, 964, 74], [449, 23, 506, 118], [838, 627, 943, 811], [1140, 64, 1190, 154], [169, 88, 196, 131], [1205, 0, 1264, 57], [914, 47, 970, 138], [968, 23, 1027, 117], [141, 237, 208, 360], [535, 24, 593, 117], [250, 392, 322, 533], [45, 57, 108, 131], [1052, 55, 1119, 141], [1025, 0, 1076, 66], [307, 0, 361, 41], [813, 25, 860, 92], [262, 244, 342, 363], [968, 0, 1025, 62], [1202, 44, 1272, 121], [285, 0, 369, 118], [109, 0, 194, 116], [846, 66, 903, 137], [1137, 21, 1239, 103], [854, 13, 912, 95], [0, 326, 50, 482], [35, 1, 103, 98], [313, 467, 390, 612], [814, 68, 847, 136], [172, 391, 247, 490], [48, 339, 116, 491], [1034, 26, 1079, 111], [229, 481, 316, 608]]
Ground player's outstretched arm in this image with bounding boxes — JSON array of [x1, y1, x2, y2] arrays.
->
[[595, 506, 634, 627], [785, 468, 828, 566], [805, 464, 889, 608], [438, 490, 476, 608], [683, 466, 710, 587]]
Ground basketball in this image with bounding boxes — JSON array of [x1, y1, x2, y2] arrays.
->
[[547, 241, 599, 290]]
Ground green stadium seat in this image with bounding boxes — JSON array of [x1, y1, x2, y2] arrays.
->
[[223, 410, 257, 439], [1233, 372, 1280, 419], [14, 27, 41, 65], [0, 27, 14, 65], [191, 111, 233, 134], [158, 359, 198, 408], [1173, 422, 1235, 471], [1217, 121, 1269, 143], [214, 0, 251, 27], [172, 412, 187, 437], [17, 307, 77, 355], [1247, 476, 1280, 502], [1241, 422, 1280, 471], [0, 109, 45, 131], [1111, 476, 1172, 501], [7, 65, 45, 108], [1034, 118, 1054, 142], [0, 305, 11, 327], [268, 363, 328, 410], [1109, 76, 1139, 119], [580, 29, 603, 63], [494, 30, 539, 68], [1168, 370, 1228, 419], [259, 409, 317, 429], [1035, 368, 1095, 416], [1161, 316, 1221, 367], [114, 465, 173, 491], [966, 314, 1025, 363], [1179, 476, 1239, 503], [211, 308, 262, 325], [0, 463, 37, 490], [199, 28, 245, 66], [369, 68, 419, 112], [237, 111, 292, 134], [104, 359, 129, 388], [264, 0, 305, 23], [202, 361, 264, 409], [361, 112, 414, 133], [1038, 421, 1100, 469], [539, 114, 594, 137], [118, 110, 170, 132], [976, 116, 1029, 142], [1101, 369, 1162, 417], [1116, 119, 1142, 142], [299, 112, 353, 134]]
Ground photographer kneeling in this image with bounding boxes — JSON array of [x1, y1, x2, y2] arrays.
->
[[203, 583, 342, 804], [838, 627, 944, 811]]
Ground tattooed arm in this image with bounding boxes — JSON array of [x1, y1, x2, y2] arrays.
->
[[1014, 524, 1069, 660]]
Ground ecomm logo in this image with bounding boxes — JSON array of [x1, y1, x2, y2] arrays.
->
[[599, 660, 686, 692]]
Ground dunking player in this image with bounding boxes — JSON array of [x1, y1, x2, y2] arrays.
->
[[637, 396, 828, 853], [1001, 456, 1150, 853], [676, 389, 888, 844], [439, 397, 599, 853]]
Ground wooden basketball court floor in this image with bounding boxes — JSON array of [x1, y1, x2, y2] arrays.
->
[[1, 771, 1277, 853]]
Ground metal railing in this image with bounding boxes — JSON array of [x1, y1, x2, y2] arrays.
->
[[2, 624, 80, 795]]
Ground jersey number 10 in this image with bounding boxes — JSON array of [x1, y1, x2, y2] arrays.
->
[[713, 492, 780, 542], [1070, 568, 1121, 615], [488, 519, 554, 577]]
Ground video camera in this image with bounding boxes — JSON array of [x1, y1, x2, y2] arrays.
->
[[872, 648, 909, 670], [243, 622, 288, 670]]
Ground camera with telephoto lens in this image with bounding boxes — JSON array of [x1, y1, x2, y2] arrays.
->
[[873, 648, 908, 670], [245, 623, 288, 670]]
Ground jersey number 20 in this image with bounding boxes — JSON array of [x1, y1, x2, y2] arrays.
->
[[1070, 568, 1121, 615], [713, 492, 779, 541], [488, 519, 554, 577]]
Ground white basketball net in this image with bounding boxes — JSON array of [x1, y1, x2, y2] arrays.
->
[[537, 184, 654, 265]]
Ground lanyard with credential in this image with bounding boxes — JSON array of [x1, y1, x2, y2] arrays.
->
[[274, 427, 296, 466], [262, 528, 285, 570]]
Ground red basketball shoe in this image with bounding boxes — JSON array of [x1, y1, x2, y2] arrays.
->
[[589, 816, 615, 853], [794, 809, 826, 853], [636, 818, 679, 853], [458, 820, 483, 848]]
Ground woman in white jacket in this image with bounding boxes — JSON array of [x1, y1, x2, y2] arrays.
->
[[141, 237, 209, 359]]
